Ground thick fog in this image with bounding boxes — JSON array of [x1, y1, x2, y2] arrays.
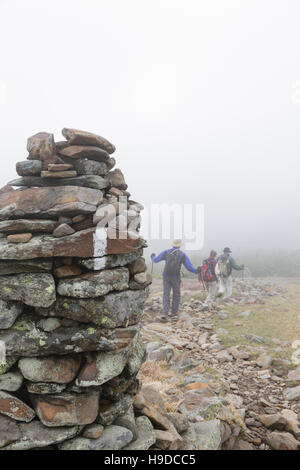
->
[[0, 0, 299, 254]]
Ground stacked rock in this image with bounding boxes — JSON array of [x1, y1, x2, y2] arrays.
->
[[0, 128, 153, 450]]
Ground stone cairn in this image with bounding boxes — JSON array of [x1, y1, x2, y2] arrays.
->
[[0, 128, 153, 450]]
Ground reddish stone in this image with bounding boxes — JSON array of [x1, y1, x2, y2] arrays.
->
[[59, 145, 110, 162], [41, 170, 77, 178], [27, 132, 55, 159], [31, 391, 100, 427], [48, 163, 74, 171], [54, 265, 82, 278], [0, 391, 35, 422], [62, 128, 115, 154], [7, 233, 32, 244]]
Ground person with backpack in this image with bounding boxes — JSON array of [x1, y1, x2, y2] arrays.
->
[[216, 247, 244, 300], [199, 250, 218, 310], [151, 239, 198, 321]]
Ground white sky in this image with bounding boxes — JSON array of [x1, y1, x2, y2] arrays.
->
[[0, 0, 299, 253]]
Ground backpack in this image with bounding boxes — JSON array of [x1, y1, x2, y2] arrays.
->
[[164, 249, 183, 276], [217, 256, 232, 278], [201, 259, 214, 282]]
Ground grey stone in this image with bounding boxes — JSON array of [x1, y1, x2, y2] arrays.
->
[[167, 412, 189, 434], [98, 394, 134, 426], [238, 309, 252, 318], [0, 315, 139, 356], [148, 345, 174, 362], [37, 318, 61, 332], [16, 160, 42, 176], [36, 288, 149, 327], [2, 420, 78, 450], [0, 372, 23, 391], [283, 385, 300, 401], [246, 334, 265, 343], [57, 268, 129, 298], [0, 300, 23, 329], [72, 159, 108, 176], [79, 248, 143, 271], [26, 382, 66, 394], [59, 425, 132, 450], [76, 349, 128, 387], [8, 175, 109, 191], [18, 355, 81, 383], [53, 224, 75, 238], [181, 420, 222, 450], [0, 273, 56, 307], [0, 259, 52, 275], [123, 416, 156, 450]]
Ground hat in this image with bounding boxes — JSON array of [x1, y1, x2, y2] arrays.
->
[[223, 247, 232, 253], [173, 239, 182, 248]]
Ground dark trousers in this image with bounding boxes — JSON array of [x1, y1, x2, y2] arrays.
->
[[163, 276, 181, 316]]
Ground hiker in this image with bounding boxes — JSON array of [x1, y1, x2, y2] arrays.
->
[[216, 247, 244, 300], [150, 240, 198, 320], [199, 250, 218, 310]]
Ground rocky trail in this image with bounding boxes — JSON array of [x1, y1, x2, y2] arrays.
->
[[137, 278, 300, 450]]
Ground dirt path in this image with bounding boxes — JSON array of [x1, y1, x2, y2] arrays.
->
[[139, 277, 300, 450]]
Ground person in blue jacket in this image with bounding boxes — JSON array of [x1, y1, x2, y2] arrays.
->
[[151, 239, 198, 320]]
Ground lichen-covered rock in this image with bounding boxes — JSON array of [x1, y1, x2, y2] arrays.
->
[[31, 391, 100, 427], [59, 425, 132, 450], [18, 356, 81, 384], [76, 349, 128, 387], [8, 175, 109, 191], [0, 317, 138, 356], [36, 288, 148, 327], [26, 382, 66, 395], [16, 160, 42, 176], [78, 248, 143, 271], [0, 273, 56, 307], [181, 420, 222, 450], [0, 300, 23, 329], [71, 159, 108, 176], [0, 259, 52, 275], [123, 416, 155, 450], [1, 419, 78, 450], [57, 268, 129, 298], [98, 394, 134, 426]]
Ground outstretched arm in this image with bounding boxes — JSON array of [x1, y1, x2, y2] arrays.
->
[[229, 256, 244, 271], [183, 254, 198, 274], [151, 250, 168, 263]]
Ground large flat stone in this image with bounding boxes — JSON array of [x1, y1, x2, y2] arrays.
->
[[57, 268, 129, 298], [31, 391, 99, 427], [59, 145, 110, 162], [0, 186, 102, 220], [2, 419, 78, 450], [8, 175, 109, 191], [0, 273, 55, 307], [36, 288, 149, 327], [0, 259, 52, 275], [0, 219, 57, 233], [62, 128, 115, 154], [59, 425, 132, 450], [18, 356, 81, 384], [0, 228, 142, 260], [0, 316, 139, 356]]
